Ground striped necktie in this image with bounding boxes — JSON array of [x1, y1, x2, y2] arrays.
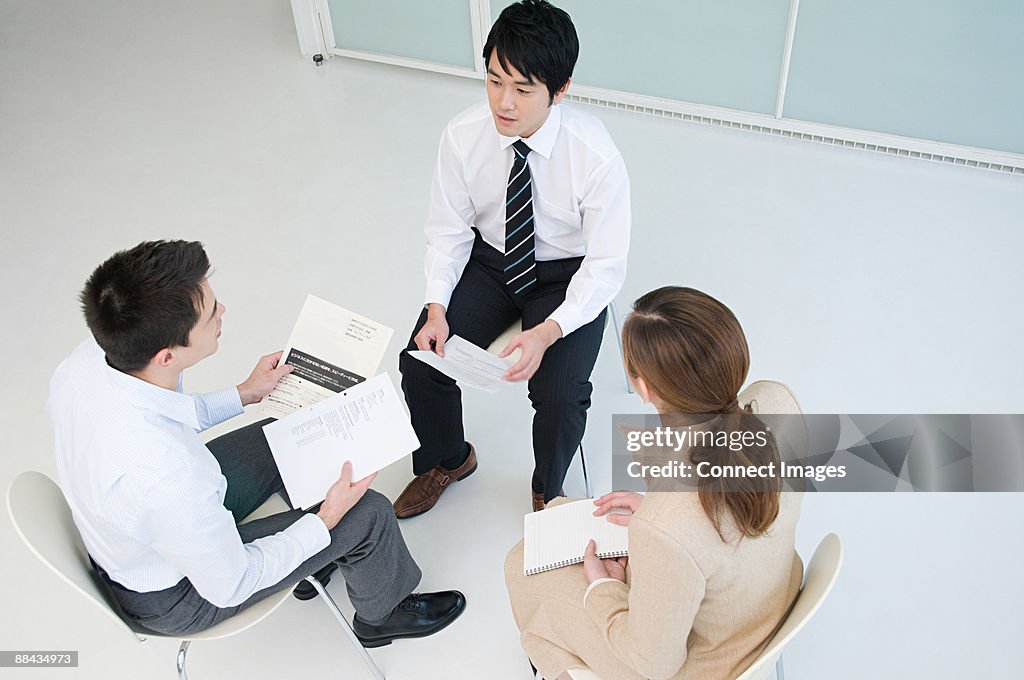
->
[[504, 140, 537, 295]]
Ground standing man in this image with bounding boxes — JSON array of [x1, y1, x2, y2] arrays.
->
[[395, 0, 631, 518], [49, 240, 465, 644]]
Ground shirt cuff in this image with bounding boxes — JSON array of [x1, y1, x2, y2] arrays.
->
[[424, 280, 455, 312], [288, 512, 332, 558], [547, 305, 582, 338], [194, 387, 245, 430], [584, 577, 624, 606]]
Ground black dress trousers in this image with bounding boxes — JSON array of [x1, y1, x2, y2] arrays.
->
[[399, 230, 606, 501]]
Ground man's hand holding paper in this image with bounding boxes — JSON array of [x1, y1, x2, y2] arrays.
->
[[414, 303, 450, 356], [263, 373, 419, 510], [498, 319, 563, 383], [237, 351, 294, 406], [315, 461, 378, 530], [261, 296, 394, 418], [409, 335, 516, 393]]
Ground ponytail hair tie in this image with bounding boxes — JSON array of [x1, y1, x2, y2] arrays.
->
[[721, 396, 741, 414]]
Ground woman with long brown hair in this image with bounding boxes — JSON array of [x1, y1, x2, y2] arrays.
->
[[505, 286, 804, 680]]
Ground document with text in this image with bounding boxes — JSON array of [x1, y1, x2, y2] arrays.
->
[[260, 295, 394, 418], [408, 335, 514, 393], [262, 373, 419, 510]]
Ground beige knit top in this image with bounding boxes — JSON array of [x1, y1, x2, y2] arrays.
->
[[581, 380, 805, 679]]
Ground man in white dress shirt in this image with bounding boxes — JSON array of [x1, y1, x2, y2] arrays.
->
[[394, 0, 631, 518], [48, 240, 465, 642]]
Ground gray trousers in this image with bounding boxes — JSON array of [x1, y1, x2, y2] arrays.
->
[[95, 419, 422, 635]]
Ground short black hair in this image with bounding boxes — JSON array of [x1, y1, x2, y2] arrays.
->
[[80, 240, 211, 372], [483, 0, 579, 103]]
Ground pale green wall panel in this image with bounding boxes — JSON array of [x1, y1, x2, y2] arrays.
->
[[330, 0, 476, 69], [785, 0, 1024, 154], [489, 0, 791, 114]]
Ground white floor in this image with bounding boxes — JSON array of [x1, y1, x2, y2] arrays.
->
[[3, 1, 1024, 679]]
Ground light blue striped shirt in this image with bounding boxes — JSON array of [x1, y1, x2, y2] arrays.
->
[[47, 339, 330, 608]]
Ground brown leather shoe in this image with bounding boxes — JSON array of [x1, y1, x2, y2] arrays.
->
[[393, 444, 477, 519], [532, 487, 566, 512]]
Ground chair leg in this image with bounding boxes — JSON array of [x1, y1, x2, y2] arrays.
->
[[306, 576, 386, 680], [608, 300, 633, 394], [579, 443, 593, 499], [176, 641, 190, 680], [775, 653, 785, 680]]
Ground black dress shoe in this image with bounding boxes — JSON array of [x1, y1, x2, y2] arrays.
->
[[352, 590, 466, 647], [292, 562, 339, 601]]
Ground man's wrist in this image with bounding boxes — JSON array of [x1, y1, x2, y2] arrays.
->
[[426, 303, 447, 319], [316, 507, 341, 530], [236, 383, 256, 407], [540, 319, 563, 345]]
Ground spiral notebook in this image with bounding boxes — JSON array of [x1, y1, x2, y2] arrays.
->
[[523, 499, 629, 575]]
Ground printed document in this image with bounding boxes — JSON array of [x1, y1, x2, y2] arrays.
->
[[408, 335, 513, 392], [262, 373, 419, 510], [261, 295, 393, 418]]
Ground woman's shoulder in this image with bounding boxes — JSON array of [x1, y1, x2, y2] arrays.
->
[[740, 380, 808, 463], [739, 380, 803, 415], [634, 493, 722, 549], [635, 491, 802, 577]]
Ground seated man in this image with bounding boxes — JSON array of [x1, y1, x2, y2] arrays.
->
[[395, 0, 631, 518], [47, 239, 465, 644]]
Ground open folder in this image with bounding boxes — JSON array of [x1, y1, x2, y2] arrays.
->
[[523, 499, 629, 575], [262, 373, 419, 510]]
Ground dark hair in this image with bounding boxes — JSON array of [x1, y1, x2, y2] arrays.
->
[[80, 240, 211, 372], [622, 286, 781, 540], [483, 0, 579, 102]]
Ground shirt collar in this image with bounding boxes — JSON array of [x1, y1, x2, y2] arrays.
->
[[100, 348, 200, 430], [497, 103, 561, 160]]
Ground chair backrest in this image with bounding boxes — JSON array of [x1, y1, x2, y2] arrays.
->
[[735, 533, 844, 680], [6, 471, 151, 640], [9, 471, 298, 643]]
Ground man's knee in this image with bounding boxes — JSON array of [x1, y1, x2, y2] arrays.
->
[[398, 347, 416, 376], [528, 379, 594, 412], [354, 488, 393, 517], [341, 489, 395, 531]]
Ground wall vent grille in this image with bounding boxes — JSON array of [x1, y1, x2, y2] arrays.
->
[[567, 94, 1024, 176]]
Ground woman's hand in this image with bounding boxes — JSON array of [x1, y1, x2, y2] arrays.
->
[[592, 491, 644, 526], [583, 539, 628, 584]]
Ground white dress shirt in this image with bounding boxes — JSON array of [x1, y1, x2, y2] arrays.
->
[[47, 339, 330, 608], [424, 101, 631, 336]]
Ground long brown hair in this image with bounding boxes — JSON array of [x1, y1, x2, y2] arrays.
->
[[622, 286, 780, 540]]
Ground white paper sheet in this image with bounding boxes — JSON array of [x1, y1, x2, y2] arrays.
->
[[261, 295, 393, 418], [408, 335, 513, 393], [262, 373, 419, 510]]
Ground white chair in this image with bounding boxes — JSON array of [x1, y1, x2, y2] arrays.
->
[[735, 533, 843, 680], [6, 470, 387, 680], [557, 533, 843, 680], [486, 300, 630, 499]]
